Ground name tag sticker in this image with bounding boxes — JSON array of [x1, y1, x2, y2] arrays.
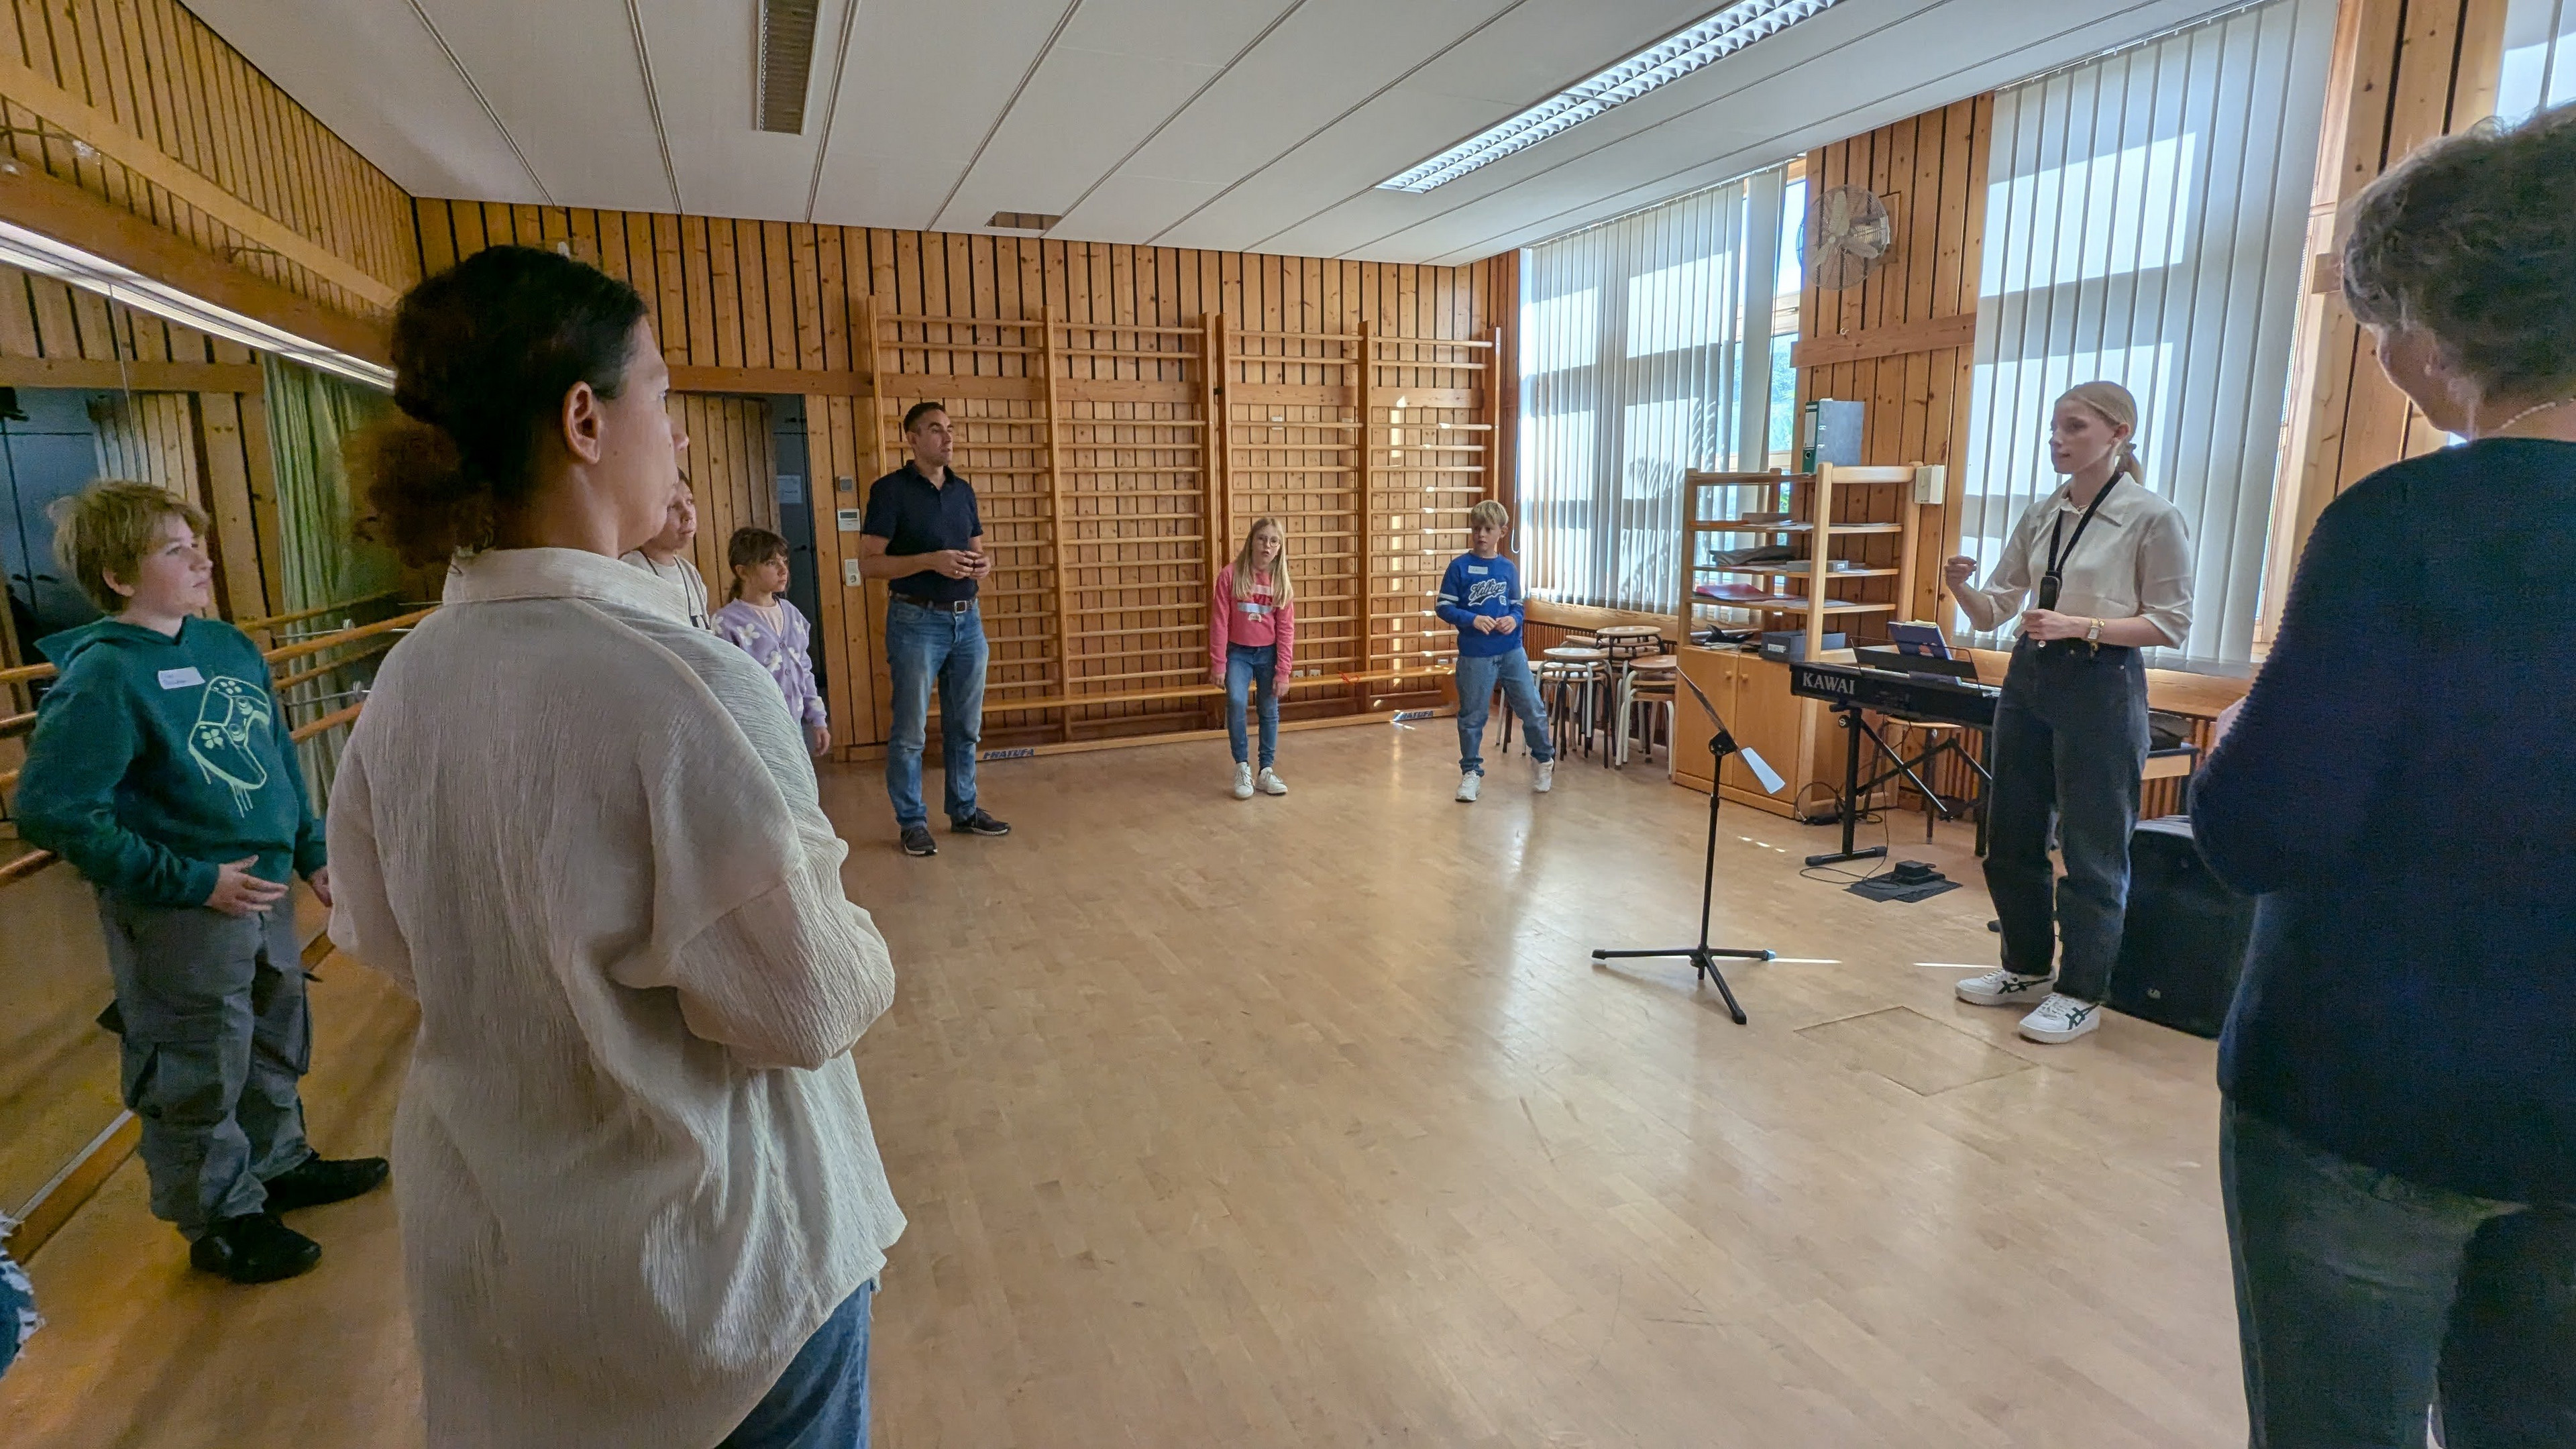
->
[[1466, 564, 1488, 575], [156, 666, 204, 690]]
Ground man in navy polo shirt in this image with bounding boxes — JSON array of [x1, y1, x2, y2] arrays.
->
[[859, 402, 1012, 857]]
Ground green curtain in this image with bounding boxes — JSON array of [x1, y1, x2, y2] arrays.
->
[[262, 356, 396, 801]]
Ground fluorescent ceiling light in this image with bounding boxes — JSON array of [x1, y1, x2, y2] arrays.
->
[[1379, 0, 1842, 194], [0, 217, 392, 389]]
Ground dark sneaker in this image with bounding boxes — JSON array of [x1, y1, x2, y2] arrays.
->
[[189, 1213, 321, 1285], [260, 1155, 389, 1214], [900, 824, 938, 857], [951, 810, 1012, 837]]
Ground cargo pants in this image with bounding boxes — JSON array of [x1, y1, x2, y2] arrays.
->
[[95, 893, 314, 1239]]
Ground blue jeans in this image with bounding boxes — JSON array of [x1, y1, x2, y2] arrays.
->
[[2224, 1103, 2576, 1448], [1224, 643, 1279, 768], [720, 1280, 874, 1448], [1453, 647, 1552, 775], [884, 598, 987, 829]]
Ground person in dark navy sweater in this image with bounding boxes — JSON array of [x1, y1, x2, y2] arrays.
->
[[2194, 102, 2576, 1448]]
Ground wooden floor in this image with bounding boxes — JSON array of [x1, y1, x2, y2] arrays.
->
[[0, 724, 2245, 1447]]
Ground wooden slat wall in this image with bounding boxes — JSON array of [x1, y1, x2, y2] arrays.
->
[[1794, 96, 1992, 634], [2272, 0, 2510, 601], [670, 394, 778, 601], [418, 201, 1496, 755], [0, 0, 417, 317]]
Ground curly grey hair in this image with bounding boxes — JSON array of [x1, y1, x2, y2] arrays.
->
[[2342, 102, 2576, 404]]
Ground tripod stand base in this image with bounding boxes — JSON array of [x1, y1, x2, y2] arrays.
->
[[1591, 946, 1775, 1024]]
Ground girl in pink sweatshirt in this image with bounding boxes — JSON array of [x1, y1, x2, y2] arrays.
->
[[1208, 518, 1296, 800]]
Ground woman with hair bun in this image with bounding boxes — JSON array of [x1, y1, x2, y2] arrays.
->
[[2196, 103, 2576, 1446], [1942, 380, 2195, 1044], [325, 245, 904, 1448]]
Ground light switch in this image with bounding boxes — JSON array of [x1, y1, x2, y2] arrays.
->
[[843, 558, 862, 587]]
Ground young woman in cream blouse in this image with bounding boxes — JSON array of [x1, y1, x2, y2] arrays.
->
[[327, 246, 904, 1448], [1941, 381, 2194, 1045]]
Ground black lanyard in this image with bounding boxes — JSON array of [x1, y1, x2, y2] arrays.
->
[[2037, 478, 2118, 611]]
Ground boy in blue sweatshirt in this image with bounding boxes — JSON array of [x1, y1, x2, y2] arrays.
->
[[1437, 500, 1554, 802], [15, 482, 385, 1284]]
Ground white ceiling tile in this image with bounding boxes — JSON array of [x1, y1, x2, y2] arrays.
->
[[1055, 174, 1226, 244], [184, 0, 541, 201], [196, 0, 2257, 262], [1118, 0, 1520, 187], [830, 0, 1081, 163], [932, 47, 1220, 232], [635, 0, 834, 221], [1395, 0, 1721, 108], [1058, 0, 1303, 66], [809, 150, 974, 231], [415, 0, 676, 209]]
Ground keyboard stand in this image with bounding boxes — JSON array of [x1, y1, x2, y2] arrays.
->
[[1803, 702, 1995, 867]]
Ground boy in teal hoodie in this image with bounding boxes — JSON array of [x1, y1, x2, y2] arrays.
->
[[15, 482, 385, 1283]]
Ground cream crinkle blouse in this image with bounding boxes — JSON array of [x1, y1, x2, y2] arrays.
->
[[326, 547, 904, 1449]]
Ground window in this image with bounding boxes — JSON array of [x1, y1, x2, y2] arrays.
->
[[1957, 0, 2337, 666], [2500, 0, 2576, 121], [1516, 166, 1794, 612]]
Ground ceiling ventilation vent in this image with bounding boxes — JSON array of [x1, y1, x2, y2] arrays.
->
[[757, 0, 822, 134], [987, 212, 1061, 233]]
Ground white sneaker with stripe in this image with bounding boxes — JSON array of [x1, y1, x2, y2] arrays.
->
[[2017, 993, 2103, 1044]]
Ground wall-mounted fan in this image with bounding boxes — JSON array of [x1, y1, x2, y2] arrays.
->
[[1807, 184, 1894, 290]]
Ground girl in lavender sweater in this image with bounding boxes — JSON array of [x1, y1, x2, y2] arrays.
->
[[714, 527, 830, 757]]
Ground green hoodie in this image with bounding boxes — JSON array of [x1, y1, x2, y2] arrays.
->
[[16, 615, 324, 908]]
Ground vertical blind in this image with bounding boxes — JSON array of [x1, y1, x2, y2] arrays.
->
[[1957, 0, 2335, 666], [2501, 0, 2576, 120], [1518, 169, 1791, 612]]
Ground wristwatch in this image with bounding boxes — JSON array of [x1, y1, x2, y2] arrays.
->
[[2085, 617, 2102, 643]]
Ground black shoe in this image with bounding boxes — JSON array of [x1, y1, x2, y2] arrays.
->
[[189, 1213, 321, 1285], [900, 824, 939, 857], [260, 1155, 389, 1214], [951, 809, 1012, 837]]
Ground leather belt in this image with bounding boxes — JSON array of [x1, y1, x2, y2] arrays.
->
[[892, 596, 975, 614]]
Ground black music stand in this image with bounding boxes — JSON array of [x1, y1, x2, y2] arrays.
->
[[1591, 667, 1776, 1023]]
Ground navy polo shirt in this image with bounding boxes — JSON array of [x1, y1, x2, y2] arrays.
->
[[859, 462, 983, 604]]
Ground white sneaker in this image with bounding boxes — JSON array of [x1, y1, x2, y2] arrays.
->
[[1257, 767, 1287, 796], [2018, 993, 2103, 1044], [1456, 772, 1481, 803], [1232, 762, 1254, 800], [1534, 759, 1554, 793], [1955, 969, 2055, 1006]]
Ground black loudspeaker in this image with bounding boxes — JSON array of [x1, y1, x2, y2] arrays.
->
[[2109, 816, 2255, 1038]]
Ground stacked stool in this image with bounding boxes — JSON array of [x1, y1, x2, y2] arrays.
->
[[1538, 643, 1611, 765], [1616, 652, 1678, 769]]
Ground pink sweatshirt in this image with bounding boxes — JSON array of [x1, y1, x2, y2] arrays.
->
[[1209, 567, 1295, 682]]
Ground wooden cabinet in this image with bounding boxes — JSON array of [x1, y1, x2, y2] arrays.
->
[[1670, 647, 1735, 790], [1672, 647, 1836, 818]]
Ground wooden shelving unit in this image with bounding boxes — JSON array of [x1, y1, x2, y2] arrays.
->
[[1670, 464, 1932, 817], [1680, 464, 1928, 657]]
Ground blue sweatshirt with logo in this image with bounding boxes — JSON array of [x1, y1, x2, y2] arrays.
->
[[1436, 552, 1526, 659], [17, 616, 323, 907]]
